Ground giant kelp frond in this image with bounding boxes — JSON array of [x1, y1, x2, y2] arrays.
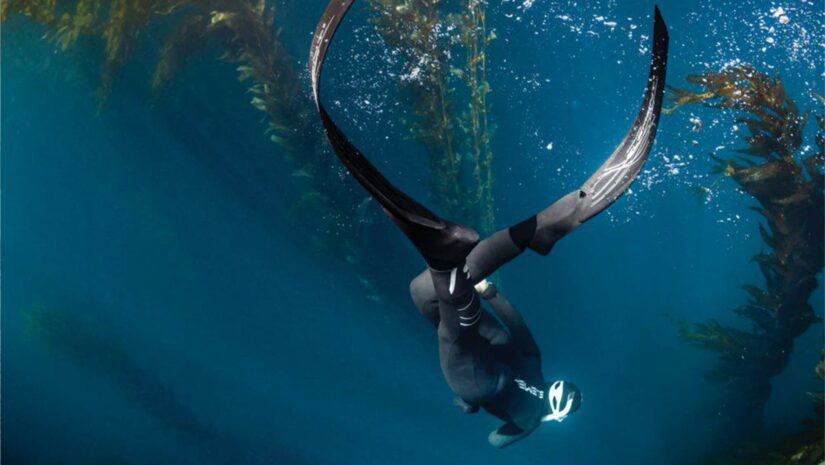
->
[[197, 2, 375, 268], [4, 0, 174, 104], [663, 86, 716, 115], [97, 0, 168, 103], [679, 318, 753, 357], [667, 65, 807, 160], [52, 0, 102, 50], [6, 0, 379, 295], [206, 3, 312, 156], [669, 64, 824, 443], [151, 11, 210, 91], [1, 0, 57, 24], [149, 0, 314, 157], [22, 304, 130, 366]]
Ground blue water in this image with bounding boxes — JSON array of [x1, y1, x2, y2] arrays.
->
[[2, 1, 823, 464]]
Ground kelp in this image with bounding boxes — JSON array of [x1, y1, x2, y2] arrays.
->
[[368, 0, 463, 216], [668, 65, 824, 441], [453, 0, 495, 234], [20, 304, 323, 464], [3, 1, 377, 293], [1, 0, 56, 24], [6, 0, 168, 102], [150, 1, 371, 261], [367, 0, 496, 233], [21, 305, 242, 463], [701, 356, 824, 465], [5, 0, 502, 295]]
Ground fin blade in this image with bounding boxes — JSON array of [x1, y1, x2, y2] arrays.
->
[[579, 6, 670, 221], [309, 0, 444, 229], [309, 0, 479, 267]]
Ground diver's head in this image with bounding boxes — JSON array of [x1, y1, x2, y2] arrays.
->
[[541, 380, 582, 422]]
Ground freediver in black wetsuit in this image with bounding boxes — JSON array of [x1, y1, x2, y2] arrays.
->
[[310, 0, 669, 448]]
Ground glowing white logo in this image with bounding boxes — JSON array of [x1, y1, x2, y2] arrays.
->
[[542, 381, 575, 423]]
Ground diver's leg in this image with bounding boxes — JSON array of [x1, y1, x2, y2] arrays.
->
[[522, 190, 587, 255], [429, 261, 510, 404], [409, 224, 527, 326], [409, 224, 530, 301], [468, 226, 532, 281], [409, 273, 440, 327], [407, 225, 528, 329], [429, 263, 481, 340]]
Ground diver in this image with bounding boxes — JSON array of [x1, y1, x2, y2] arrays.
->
[[309, 0, 669, 448]]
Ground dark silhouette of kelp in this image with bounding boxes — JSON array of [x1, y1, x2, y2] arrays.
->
[[701, 355, 823, 465], [21, 304, 238, 462], [20, 304, 326, 465], [368, 0, 496, 234], [666, 65, 824, 446]]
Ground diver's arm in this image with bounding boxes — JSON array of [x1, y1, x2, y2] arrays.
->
[[475, 281, 541, 358]]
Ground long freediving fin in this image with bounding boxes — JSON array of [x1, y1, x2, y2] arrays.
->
[[310, 0, 479, 270], [526, 6, 670, 255]]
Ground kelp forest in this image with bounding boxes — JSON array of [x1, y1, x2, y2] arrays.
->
[[667, 65, 824, 464], [3, 1, 823, 464], [1, 0, 500, 301]]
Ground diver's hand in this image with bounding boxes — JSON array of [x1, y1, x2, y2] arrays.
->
[[474, 279, 498, 299], [453, 397, 479, 414]]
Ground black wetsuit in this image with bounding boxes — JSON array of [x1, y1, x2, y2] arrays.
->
[[409, 228, 548, 433]]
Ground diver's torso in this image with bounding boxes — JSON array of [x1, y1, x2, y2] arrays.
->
[[439, 314, 547, 430], [482, 355, 547, 431]]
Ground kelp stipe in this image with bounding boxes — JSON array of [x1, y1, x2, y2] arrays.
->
[[368, 0, 464, 218], [367, 0, 496, 234], [667, 65, 824, 444], [452, 0, 495, 235]]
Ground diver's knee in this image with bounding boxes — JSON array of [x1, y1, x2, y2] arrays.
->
[[409, 271, 435, 307], [489, 329, 512, 347]]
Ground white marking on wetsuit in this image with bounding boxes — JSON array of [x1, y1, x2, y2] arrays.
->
[[457, 292, 475, 312], [515, 379, 544, 399], [459, 312, 480, 327], [448, 267, 457, 295], [458, 293, 480, 327]]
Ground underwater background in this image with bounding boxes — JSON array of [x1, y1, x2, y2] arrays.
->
[[2, 0, 823, 464]]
